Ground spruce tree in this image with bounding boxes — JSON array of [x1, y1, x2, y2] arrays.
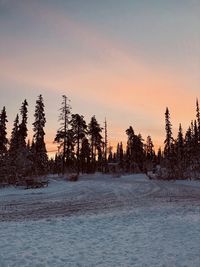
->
[[163, 107, 176, 178], [18, 99, 32, 177], [135, 133, 145, 170], [0, 107, 8, 183], [177, 124, 184, 158], [70, 113, 87, 174], [126, 126, 135, 171], [184, 126, 192, 174], [126, 127, 145, 171], [193, 120, 199, 145], [8, 101, 30, 181], [55, 95, 72, 174], [32, 95, 48, 175], [116, 142, 124, 169], [80, 137, 91, 173], [164, 107, 174, 158], [145, 135, 154, 161], [190, 120, 194, 137], [9, 114, 19, 155], [18, 99, 28, 149], [88, 116, 103, 171], [119, 142, 124, 166], [175, 123, 184, 176], [196, 99, 200, 141], [191, 120, 200, 174], [9, 114, 20, 182], [0, 107, 8, 156]]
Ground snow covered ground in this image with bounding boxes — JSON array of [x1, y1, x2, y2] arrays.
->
[[0, 174, 200, 266]]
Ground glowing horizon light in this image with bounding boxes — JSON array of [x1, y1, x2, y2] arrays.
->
[[0, 0, 199, 157]]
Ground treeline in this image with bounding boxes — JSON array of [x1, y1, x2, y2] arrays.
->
[[53, 95, 104, 175], [106, 129, 157, 173], [0, 95, 48, 184], [51, 95, 157, 175], [0, 94, 158, 184], [1, 94, 199, 184], [161, 100, 200, 179], [0, 94, 107, 183]]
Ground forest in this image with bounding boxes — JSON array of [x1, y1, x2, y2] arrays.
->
[[0, 94, 200, 184]]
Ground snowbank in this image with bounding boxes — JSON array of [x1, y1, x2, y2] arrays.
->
[[0, 174, 200, 266], [0, 207, 200, 267]]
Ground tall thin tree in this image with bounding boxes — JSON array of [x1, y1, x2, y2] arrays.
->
[[71, 114, 87, 174], [104, 118, 108, 172], [18, 99, 28, 149], [0, 107, 8, 182], [88, 116, 103, 171], [164, 107, 174, 158], [32, 95, 48, 175], [0, 107, 8, 157], [196, 99, 200, 141], [55, 95, 72, 174]]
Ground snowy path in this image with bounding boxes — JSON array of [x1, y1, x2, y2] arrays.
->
[[0, 174, 200, 266], [0, 174, 200, 222]]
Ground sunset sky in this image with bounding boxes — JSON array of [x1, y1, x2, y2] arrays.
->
[[0, 0, 199, 156]]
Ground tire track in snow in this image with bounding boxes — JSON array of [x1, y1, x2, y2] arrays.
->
[[1, 175, 200, 222]]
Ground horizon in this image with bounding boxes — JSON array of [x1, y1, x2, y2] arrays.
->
[[1, 93, 200, 157], [0, 0, 199, 156]]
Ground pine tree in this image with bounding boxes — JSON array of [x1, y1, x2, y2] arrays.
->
[[193, 120, 199, 145], [175, 123, 184, 176], [88, 116, 103, 171], [191, 120, 200, 174], [190, 120, 194, 137], [8, 101, 30, 181], [184, 126, 193, 173], [126, 126, 135, 171], [196, 99, 200, 141], [17, 99, 32, 178], [80, 137, 91, 173], [177, 124, 184, 157], [126, 127, 145, 172], [9, 115, 19, 155], [32, 95, 48, 175], [119, 142, 124, 165], [163, 107, 176, 178], [135, 133, 145, 170], [145, 135, 154, 161], [164, 107, 174, 158], [0, 107, 8, 183], [18, 99, 28, 149], [55, 95, 72, 174], [116, 142, 124, 169], [0, 107, 8, 156], [9, 114, 20, 182], [70, 113, 87, 174], [126, 126, 134, 160], [66, 129, 75, 168]]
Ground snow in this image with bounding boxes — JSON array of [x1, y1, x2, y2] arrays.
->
[[175, 179, 200, 188], [0, 174, 200, 266]]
